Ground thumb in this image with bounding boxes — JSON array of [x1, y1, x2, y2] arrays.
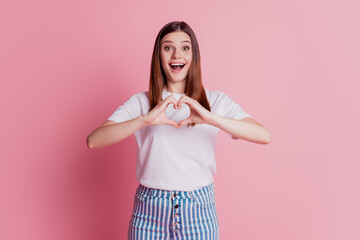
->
[[178, 118, 191, 128], [163, 118, 179, 128]]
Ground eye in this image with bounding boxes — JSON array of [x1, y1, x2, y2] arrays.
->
[[164, 46, 172, 51], [183, 46, 190, 51]]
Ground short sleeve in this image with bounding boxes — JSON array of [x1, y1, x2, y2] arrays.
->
[[221, 92, 252, 120], [219, 92, 252, 139], [107, 93, 143, 123]]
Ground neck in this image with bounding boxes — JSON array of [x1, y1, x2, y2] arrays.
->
[[164, 81, 186, 94]]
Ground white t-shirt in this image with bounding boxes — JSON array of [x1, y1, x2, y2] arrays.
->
[[107, 88, 252, 191]]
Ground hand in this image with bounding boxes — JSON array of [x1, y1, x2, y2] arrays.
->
[[144, 94, 179, 128], [177, 95, 214, 128]]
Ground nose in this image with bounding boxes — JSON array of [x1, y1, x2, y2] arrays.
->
[[172, 48, 181, 59]]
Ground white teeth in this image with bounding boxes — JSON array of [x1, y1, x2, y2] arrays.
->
[[170, 63, 185, 66]]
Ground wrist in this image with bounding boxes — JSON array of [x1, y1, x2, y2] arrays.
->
[[139, 114, 152, 128], [207, 112, 222, 127]]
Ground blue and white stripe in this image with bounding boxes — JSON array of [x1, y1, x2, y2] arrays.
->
[[128, 183, 220, 239]]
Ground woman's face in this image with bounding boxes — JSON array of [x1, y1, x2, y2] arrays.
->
[[160, 31, 192, 85]]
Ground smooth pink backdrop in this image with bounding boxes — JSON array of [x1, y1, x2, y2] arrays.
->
[[1, 0, 359, 239]]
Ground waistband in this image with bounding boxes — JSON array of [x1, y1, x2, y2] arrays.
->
[[136, 183, 215, 200]]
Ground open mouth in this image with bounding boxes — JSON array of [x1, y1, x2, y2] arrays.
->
[[169, 63, 185, 70]]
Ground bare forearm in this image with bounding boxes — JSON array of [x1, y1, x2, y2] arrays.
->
[[87, 115, 149, 149], [208, 113, 271, 144]]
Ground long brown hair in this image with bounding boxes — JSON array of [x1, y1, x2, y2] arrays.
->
[[148, 21, 211, 128]]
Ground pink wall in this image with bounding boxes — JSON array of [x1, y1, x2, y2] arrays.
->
[[1, 0, 359, 239]]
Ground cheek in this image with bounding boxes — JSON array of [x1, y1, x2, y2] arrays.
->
[[186, 58, 192, 67], [186, 53, 192, 63], [161, 53, 170, 63]]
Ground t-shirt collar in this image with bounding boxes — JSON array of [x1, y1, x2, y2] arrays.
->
[[162, 89, 186, 100]]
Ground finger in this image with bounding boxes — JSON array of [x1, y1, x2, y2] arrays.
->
[[165, 94, 177, 101], [164, 96, 178, 110], [177, 98, 186, 109], [163, 118, 179, 128], [177, 97, 194, 109], [178, 117, 191, 128]]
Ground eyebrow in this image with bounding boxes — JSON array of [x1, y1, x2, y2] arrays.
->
[[161, 40, 191, 44]]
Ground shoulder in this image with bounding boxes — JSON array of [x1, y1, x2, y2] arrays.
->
[[204, 87, 226, 96], [126, 90, 149, 102], [130, 90, 148, 98], [204, 87, 228, 103], [118, 90, 149, 109]]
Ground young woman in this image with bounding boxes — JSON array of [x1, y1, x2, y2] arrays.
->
[[87, 21, 271, 239]]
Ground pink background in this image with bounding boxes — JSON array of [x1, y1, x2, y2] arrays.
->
[[1, 0, 359, 239]]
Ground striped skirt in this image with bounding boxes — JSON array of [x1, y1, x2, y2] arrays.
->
[[128, 183, 220, 239]]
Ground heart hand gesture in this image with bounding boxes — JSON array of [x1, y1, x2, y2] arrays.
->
[[177, 95, 213, 128], [144, 94, 179, 128], [144, 94, 214, 128]]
